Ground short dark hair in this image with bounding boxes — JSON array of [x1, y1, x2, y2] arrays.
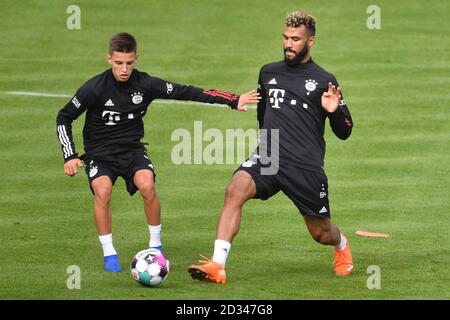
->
[[285, 11, 316, 37], [109, 32, 137, 54]]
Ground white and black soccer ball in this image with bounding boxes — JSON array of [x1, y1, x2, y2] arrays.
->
[[131, 248, 169, 287]]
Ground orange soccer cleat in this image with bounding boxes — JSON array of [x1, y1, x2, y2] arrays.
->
[[334, 237, 354, 276], [188, 255, 227, 284]]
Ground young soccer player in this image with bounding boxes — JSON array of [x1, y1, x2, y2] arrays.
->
[[57, 32, 260, 272]]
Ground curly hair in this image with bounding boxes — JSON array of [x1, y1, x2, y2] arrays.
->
[[285, 11, 316, 36]]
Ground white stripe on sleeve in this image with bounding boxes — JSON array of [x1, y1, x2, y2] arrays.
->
[[57, 125, 73, 158]]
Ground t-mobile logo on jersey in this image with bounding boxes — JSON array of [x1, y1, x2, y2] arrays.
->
[[269, 89, 285, 109], [102, 110, 121, 126]]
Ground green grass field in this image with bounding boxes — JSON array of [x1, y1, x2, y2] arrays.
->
[[1, 0, 449, 300]]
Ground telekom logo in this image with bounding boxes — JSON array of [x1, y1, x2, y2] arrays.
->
[[268, 89, 285, 109], [102, 110, 121, 125]]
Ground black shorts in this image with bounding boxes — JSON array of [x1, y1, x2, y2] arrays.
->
[[84, 150, 156, 196], [235, 159, 331, 218]]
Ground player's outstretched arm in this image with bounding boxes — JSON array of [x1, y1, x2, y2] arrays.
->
[[146, 75, 261, 110], [236, 90, 261, 112]]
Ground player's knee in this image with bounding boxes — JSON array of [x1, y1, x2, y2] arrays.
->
[[310, 231, 321, 243], [224, 173, 254, 205], [93, 185, 112, 204], [138, 181, 156, 200], [310, 229, 329, 245], [224, 183, 246, 205]]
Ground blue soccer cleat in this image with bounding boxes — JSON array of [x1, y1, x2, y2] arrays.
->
[[150, 245, 163, 253], [103, 255, 122, 272]]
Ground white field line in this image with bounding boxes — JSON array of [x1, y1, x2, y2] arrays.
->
[[3, 91, 256, 109], [5, 91, 71, 98]]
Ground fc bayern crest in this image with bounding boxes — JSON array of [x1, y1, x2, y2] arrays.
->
[[305, 79, 318, 92], [89, 165, 98, 178], [131, 92, 143, 104]]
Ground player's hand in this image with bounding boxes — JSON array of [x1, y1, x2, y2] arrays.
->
[[236, 90, 261, 112], [321, 82, 341, 113], [64, 158, 83, 177]]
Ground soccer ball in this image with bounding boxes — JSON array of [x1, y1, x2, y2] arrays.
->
[[131, 248, 169, 287]]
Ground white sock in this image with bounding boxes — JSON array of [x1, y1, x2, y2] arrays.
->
[[212, 239, 231, 266], [99, 233, 117, 257], [148, 224, 162, 248], [335, 233, 347, 251]]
